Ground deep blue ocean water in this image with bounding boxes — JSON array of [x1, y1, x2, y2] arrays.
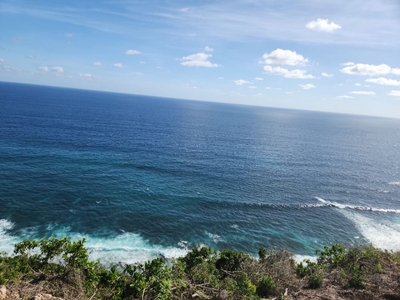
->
[[1, 81, 400, 264]]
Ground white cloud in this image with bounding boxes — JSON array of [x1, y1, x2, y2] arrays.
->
[[93, 62, 102, 66], [51, 67, 64, 73], [343, 62, 355, 66], [338, 95, 354, 99], [114, 63, 124, 68], [321, 72, 334, 77], [365, 77, 400, 86], [65, 33, 73, 38], [204, 46, 213, 52], [299, 83, 315, 90], [0, 59, 4, 64], [39, 66, 49, 71], [181, 52, 218, 67], [248, 86, 257, 89], [388, 90, 400, 97], [261, 49, 308, 66], [306, 18, 341, 32], [234, 79, 251, 85], [340, 63, 391, 76], [392, 68, 400, 75], [126, 49, 141, 55], [263, 66, 314, 79], [254, 77, 263, 81], [355, 83, 361, 86], [79, 73, 92, 78], [27, 55, 34, 59], [217, 77, 224, 80], [350, 91, 376, 95], [179, 7, 189, 12]]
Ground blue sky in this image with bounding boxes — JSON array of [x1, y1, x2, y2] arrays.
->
[[1, 0, 400, 118]]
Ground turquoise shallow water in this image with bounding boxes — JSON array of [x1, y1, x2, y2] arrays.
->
[[1, 81, 400, 264]]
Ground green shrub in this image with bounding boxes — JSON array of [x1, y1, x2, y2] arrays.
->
[[316, 244, 345, 269], [307, 271, 323, 289], [258, 247, 267, 261], [179, 246, 215, 271], [296, 261, 308, 278], [224, 272, 257, 300], [348, 265, 364, 288], [256, 275, 276, 297], [216, 249, 249, 273]]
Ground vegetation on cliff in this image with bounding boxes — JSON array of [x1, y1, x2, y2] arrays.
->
[[1, 238, 400, 299]]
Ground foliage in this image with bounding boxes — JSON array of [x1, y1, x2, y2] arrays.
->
[[1, 239, 400, 299], [316, 244, 345, 269], [179, 246, 216, 271], [224, 272, 258, 300], [307, 270, 323, 289], [256, 275, 276, 297], [258, 247, 267, 261], [216, 249, 249, 273]]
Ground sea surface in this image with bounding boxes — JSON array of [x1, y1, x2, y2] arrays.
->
[[1, 81, 400, 264]]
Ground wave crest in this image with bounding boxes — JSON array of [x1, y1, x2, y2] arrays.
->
[[315, 197, 400, 214]]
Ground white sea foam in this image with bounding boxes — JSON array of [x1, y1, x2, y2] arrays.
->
[[294, 254, 317, 263], [0, 219, 13, 234], [0, 219, 19, 253], [0, 221, 188, 265], [84, 233, 188, 266], [205, 231, 224, 243], [178, 240, 189, 249], [340, 211, 400, 251], [315, 198, 400, 251], [315, 197, 400, 213], [389, 182, 400, 186]]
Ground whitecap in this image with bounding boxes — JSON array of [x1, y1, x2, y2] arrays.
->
[[0, 219, 19, 253], [314, 197, 400, 251], [178, 240, 188, 248], [0, 221, 188, 266], [84, 232, 188, 266], [294, 254, 317, 263], [389, 182, 400, 186], [340, 211, 400, 251], [205, 231, 224, 244], [314, 197, 400, 214]]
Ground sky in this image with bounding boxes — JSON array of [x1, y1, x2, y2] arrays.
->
[[1, 0, 400, 118]]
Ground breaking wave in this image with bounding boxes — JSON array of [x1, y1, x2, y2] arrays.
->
[[315, 197, 400, 213], [0, 219, 187, 266], [315, 197, 400, 251]]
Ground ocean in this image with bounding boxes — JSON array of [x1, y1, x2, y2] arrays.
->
[[1, 81, 400, 265]]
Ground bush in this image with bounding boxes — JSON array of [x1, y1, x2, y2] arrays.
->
[[216, 249, 249, 273], [224, 272, 257, 300], [2, 239, 398, 299], [307, 271, 323, 289], [316, 244, 345, 269], [296, 261, 308, 278], [258, 247, 267, 261], [256, 275, 276, 297], [179, 246, 215, 271], [348, 265, 364, 289]]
